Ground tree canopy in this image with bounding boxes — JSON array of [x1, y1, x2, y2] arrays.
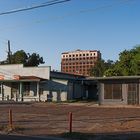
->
[[90, 46, 140, 77], [0, 50, 45, 67], [90, 59, 114, 77]]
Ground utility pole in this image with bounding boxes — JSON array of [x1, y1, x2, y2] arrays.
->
[[8, 40, 11, 64]]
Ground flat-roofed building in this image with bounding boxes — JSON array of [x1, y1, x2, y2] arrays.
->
[[0, 64, 84, 102], [61, 49, 101, 76]]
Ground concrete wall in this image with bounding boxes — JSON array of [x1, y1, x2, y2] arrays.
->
[[67, 82, 74, 100], [40, 79, 68, 102], [0, 64, 50, 80], [73, 82, 83, 99], [99, 79, 140, 105], [67, 82, 83, 100]]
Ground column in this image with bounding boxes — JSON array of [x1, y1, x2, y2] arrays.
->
[[1, 83, 4, 101], [37, 82, 40, 102], [19, 82, 23, 102]]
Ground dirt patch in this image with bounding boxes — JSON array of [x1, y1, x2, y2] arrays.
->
[[0, 102, 140, 139]]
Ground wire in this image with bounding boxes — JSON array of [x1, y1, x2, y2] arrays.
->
[[0, 0, 70, 16], [0, 0, 134, 32]]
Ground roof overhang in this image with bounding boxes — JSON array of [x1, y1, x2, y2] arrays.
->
[[0, 76, 46, 82], [85, 76, 140, 82]]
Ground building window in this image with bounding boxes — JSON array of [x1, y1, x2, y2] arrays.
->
[[104, 84, 122, 99]]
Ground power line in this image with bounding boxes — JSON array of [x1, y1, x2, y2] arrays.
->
[[0, 0, 134, 31], [0, 0, 70, 16]]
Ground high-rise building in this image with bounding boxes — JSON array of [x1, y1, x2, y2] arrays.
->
[[61, 50, 101, 76]]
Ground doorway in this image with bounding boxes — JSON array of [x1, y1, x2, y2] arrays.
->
[[11, 83, 19, 101], [127, 83, 139, 105]]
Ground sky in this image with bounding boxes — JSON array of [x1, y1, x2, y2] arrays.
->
[[0, 0, 139, 70]]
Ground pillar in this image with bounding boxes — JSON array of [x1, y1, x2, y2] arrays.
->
[[19, 82, 23, 101], [37, 82, 40, 101], [1, 83, 4, 100]]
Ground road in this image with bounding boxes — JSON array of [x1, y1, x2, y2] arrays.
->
[[0, 135, 65, 140]]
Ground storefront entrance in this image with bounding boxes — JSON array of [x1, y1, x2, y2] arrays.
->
[[11, 83, 19, 101]]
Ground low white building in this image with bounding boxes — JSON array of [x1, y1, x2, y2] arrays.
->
[[0, 64, 84, 102]]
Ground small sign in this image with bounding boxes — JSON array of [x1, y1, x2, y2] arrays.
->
[[0, 75, 4, 80], [13, 75, 20, 80]]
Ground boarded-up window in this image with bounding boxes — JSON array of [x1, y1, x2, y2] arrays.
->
[[104, 84, 122, 99]]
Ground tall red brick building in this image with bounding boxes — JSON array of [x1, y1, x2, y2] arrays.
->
[[61, 50, 101, 76]]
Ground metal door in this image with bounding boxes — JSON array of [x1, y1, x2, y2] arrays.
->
[[127, 83, 139, 105]]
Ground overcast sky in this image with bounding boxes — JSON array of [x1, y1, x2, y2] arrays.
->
[[0, 0, 139, 70]]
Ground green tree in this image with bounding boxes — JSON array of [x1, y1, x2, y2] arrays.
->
[[25, 53, 44, 66], [11, 50, 28, 64], [0, 50, 45, 67], [116, 46, 140, 76], [104, 46, 140, 76], [90, 59, 114, 77], [104, 64, 122, 76]]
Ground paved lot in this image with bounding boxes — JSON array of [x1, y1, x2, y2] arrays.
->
[[0, 102, 140, 139]]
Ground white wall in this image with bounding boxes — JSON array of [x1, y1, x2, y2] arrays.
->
[[0, 64, 50, 80]]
